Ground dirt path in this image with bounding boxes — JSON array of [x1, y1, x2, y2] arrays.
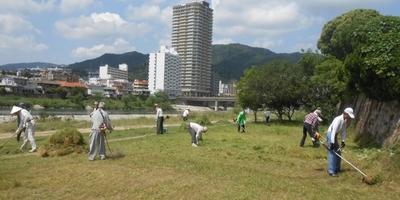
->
[[0, 124, 183, 140]]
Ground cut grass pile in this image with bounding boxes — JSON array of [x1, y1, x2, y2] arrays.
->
[[0, 112, 399, 199], [38, 127, 88, 157]]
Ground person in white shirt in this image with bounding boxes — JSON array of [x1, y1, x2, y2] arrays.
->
[[154, 104, 164, 134], [89, 102, 113, 161], [10, 106, 37, 153], [326, 107, 355, 177], [182, 108, 190, 121], [187, 122, 208, 147]]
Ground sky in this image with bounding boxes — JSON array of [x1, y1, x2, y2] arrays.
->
[[0, 0, 399, 66]]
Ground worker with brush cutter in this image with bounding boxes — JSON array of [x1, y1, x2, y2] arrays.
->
[[16, 102, 27, 142], [89, 102, 113, 161], [326, 107, 355, 177], [10, 105, 37, 153], [154, 104, 164, 134], [236, 109, 247, 133], [300, 109, 321, 148]]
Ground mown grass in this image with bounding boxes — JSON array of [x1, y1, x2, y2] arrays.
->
[[0, 111, 399, 199]]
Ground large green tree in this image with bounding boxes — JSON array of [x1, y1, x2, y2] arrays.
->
[[317, 9, 381, 61], [345, 15, 400, 101], [236, 60, 308, 121], [235, 66, 267, 122]]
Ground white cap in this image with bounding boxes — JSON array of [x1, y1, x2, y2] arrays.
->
[[10, 106, 22, 114], [99, 102, 105, 108], [344, 107, 355, 118], [203, 127, 208, 132]]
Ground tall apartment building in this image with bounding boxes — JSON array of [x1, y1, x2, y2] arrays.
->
[[99, 64, 128, 81], [172, 1, 213, 97], [148, 46, 182, 98]]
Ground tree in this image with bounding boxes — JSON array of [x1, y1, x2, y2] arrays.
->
[[236, 60, 308, 121], [56, 87, 68, 99], [235, 66, 267, 122], [317, 9, 381, 61], [345, 15, 400, 101], [71, 68, 88, 78]]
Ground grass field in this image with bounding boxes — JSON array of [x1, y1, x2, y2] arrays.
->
[[0, 112, 399, 199]]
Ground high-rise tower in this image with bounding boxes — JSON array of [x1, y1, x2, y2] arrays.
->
[[172, 1, 213, 97]]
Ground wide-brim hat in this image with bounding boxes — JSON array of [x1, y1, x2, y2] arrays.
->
[[10, 106, 22, 114]]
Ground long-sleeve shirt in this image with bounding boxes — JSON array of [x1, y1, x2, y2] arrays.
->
[[189, 122, 204, 136], [18, 109, 34, 129], [237, 111, 246, 125], [304, 112, 318, 127], [156, 107, 163, 118], [183, 109, 189, 117], [91, 109, 113, 131], [327, 114, 347, 143]]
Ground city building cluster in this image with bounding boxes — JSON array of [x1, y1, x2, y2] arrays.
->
[[0, 1, 236, 98]]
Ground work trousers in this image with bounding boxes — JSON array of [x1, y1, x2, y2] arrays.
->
[[300, 122, 317, 147], [88, 130, 106, 160], [156, 116, 164, 134], [20, 120, 36, 150], [327, 131, 341, 174], [187, 124, 197, 144]]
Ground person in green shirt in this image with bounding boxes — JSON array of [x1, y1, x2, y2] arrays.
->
[[237, 110, 247, 133]]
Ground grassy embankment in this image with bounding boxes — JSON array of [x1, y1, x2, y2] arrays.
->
[[0, 111, 399, 199]]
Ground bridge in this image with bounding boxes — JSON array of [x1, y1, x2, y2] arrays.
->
[[173, 96, 237, 111]]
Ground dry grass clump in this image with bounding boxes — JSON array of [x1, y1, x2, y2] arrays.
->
[[363, 173, 383, 185], [37, 127, 88, 157]]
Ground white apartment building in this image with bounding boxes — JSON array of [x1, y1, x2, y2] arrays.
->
[[148, 46, 182, 98], [99, 64, 128, 81], [172, 1, 213, 97]]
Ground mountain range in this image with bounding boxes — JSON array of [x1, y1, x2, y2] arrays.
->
[[0, 43, 301, 82]]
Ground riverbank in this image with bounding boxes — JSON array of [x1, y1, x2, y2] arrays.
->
[[0, 105, 216, 124]]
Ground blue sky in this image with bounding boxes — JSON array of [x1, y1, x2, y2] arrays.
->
[[0, 0, 399, 66]]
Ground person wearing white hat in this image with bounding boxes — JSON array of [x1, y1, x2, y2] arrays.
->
[[10, 106, 37, 152], [326, 107, 355, 177], [187, 122, 208, 147]]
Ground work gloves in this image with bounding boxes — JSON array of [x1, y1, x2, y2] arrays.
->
[[341, 141, 346, 148], [329, 143, 335, 150]]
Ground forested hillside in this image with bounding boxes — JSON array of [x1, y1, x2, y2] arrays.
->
[[212, 43, 301, 82], [0, 44, 301, 82]]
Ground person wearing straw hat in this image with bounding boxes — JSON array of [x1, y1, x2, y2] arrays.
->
[[10, 105, 37, 153], [90, 101, 99, 118], [326, 107, 355, 177]]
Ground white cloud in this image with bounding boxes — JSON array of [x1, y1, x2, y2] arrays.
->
[[54, 12, 152, 40], [213, 1, 322, 37], [0, 14, 42, 35], [0, 34, 48, 52], [0, 0, 56, 16], [71, 38, 135, 59], [126, 4, 173, 25]]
